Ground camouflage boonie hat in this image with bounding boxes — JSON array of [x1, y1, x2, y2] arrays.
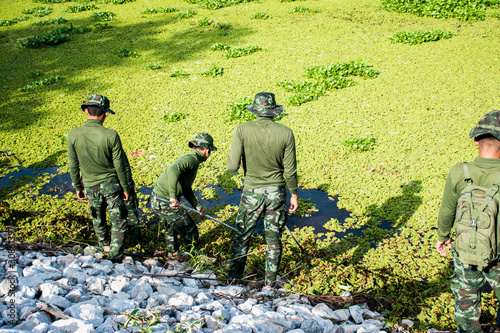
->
[[469, 110, 500, 141], [247, 92, 284, 117], [189, 133, 217, 151], [81, 94, 114, 114]]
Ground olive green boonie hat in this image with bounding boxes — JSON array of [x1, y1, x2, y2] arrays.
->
[[189, 133, 217, 151], [469, 110, 500, 141], [81, 94, 115, 114], [247, 92, 284, 117]]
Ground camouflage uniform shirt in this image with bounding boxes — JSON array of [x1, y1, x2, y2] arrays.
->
[[438, 157, 500, 242], [227, 117, 298, 193], [67, 119, 130, 192], [153, 149, 205, 211]]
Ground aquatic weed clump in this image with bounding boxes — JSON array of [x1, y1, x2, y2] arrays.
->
[[182, 0, 255, 10], [65, 4, 99, 13], [0, 16, 30, 27], [278, 60, 378, 106], [390, 30, 454, 45], [29, 17, 67, 26], [22, 6, 52, 17], [18, 75, 61, 92], [380, 0, 499, 22], [223, 45, 262, 58]]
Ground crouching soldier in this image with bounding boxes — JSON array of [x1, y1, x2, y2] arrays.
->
[[150, 133, 217, 257]]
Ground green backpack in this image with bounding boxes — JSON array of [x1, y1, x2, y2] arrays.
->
[[453, 163, 500, 268]]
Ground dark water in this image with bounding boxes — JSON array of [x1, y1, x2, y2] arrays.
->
[[0, 167, 394, 237]]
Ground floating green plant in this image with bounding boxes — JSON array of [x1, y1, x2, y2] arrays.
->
[[217, 23, 232, 30], [278, 61, 378, 105], [118, 47, 140, 58], [169, 70, 190, 78], [0, 16, 30, 27], [223, 45, 262, 58], [210, 43, 231, 51], [93, 22, 112, 30], [163, 111, 187, 122], [17, 32, 71, 48], [22, 6, 52, 17], [96, 0, 136, 4], [381, 0, 498, 22], [223, 96, 254, 122], [198, 17, 212, 26], [33, 0, 71, 2], [178, 9, 197, 19], [199, 65, 224, 76], [92, 11, 115, 21], [141, 7, 178, 14], [145, 64, 162, 70], [250, 12, 270, 19], [29, 17, 67, 26], [391, 30, 454, 45], [289, 6, 321, 13], [343, 137, 378, 151], [19, 75, 61, 92], [182, 0, 256, 10], [65, 4, 99, 13]]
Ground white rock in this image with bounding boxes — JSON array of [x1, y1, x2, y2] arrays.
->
[[300, 318, 323, 333], [333, 309, 350, 322], [110, 280, 127, 293], [43, 295, 72, 309], [349, 305, 364, 324], [39, 283, 63, 299], [50, 318, 94, 333], [65, 303, 104, 328], [32, 322, 49, 333], [107, 299, 138, 313], [312, 303, 338, 321]]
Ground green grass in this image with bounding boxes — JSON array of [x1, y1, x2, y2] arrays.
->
[[1, 0, 500, 330]]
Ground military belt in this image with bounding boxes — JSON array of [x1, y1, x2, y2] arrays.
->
[[246, 186, 282, 194]]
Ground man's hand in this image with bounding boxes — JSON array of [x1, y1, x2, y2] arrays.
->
[[289, 194, 298, 214], [199, 208, 206, 217], [76, 190, 87, 200], [170, 198, 180, 209], [436, 239, 452, 256], [123, 192, 130, 201]]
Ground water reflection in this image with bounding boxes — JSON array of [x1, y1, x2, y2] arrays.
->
[[0, 167, 395, 238]]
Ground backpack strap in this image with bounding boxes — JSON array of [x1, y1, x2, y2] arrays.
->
[[464, 163, 500, 249]]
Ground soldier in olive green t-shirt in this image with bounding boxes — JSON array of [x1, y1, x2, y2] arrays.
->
[[150, 133, 217, 256], [67, 94, 130, 261]]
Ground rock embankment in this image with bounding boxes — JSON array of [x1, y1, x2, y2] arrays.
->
[[0, 246, 395, 333]]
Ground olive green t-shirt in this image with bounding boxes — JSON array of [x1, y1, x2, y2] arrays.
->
[[437, 157, 500, 242], [67, 119, 130, 192], [227, 117, 298, 194], [153, 149, 205, 211]]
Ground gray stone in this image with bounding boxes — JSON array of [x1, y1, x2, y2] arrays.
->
[[86, 277, 106, 295], [332, 309, 350, 322], [300, 318, 323, 333], [32, 322, 49, 333], [238, 298, 257, 314], [65, 303, 104, 328], [107, 299, 138, 313], [66, 289, 85, 303], [214, 285, 245, 297], [43, 295, 72, 310], [50, 318, 94, 333], [168, 293, 193, 310], [349, 305, 364, 324], [312, 303, 337, 321]]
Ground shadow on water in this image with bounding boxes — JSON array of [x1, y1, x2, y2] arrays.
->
[[0, 166, 398, 239]]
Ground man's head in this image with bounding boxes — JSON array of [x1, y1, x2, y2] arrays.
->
[[470, 111, 500, 157], [189, 133, 217, 160], [247, 92, 283, 118], [81, 94, 114, 116]]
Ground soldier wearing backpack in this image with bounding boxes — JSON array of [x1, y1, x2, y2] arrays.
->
[[437, 110, 500, 333]]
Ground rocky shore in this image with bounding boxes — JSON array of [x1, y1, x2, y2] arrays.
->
[[0, 245, 412, 333]]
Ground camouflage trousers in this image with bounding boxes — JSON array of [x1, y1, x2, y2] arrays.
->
[[84, 182, 127, 260], [451, 253, 500, 333], [150, 194, 200, 254], [229, 186, 287, 284], [124, 185, 142, 245]]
